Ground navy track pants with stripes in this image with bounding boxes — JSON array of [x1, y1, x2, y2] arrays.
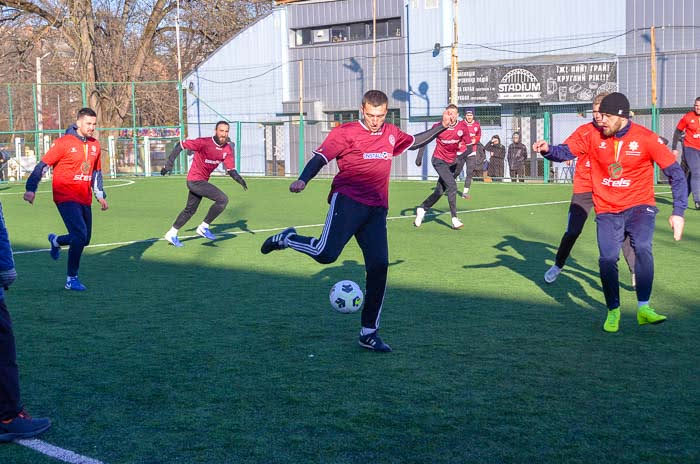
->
[[287, 193, 388, 330]]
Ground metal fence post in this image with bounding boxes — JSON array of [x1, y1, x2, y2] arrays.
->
[[131, 82, 138, 174], [651, 105, 660, 183], [236, 121, 242, 171], [32, 84, 39, 160], [298, 114, 305, 176], [543, 111, 551, 184], [177, 80, 185, 174], [108, 135, 116, 178]]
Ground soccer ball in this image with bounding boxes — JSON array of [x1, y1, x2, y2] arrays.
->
[[329, 280, 363, 313]]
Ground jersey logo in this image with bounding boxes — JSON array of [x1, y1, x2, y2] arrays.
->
[[389, 135, 395, 146], [598, 141, 607, 149], [91, 145, 97, 152], [363, 152, 390, 160], [457, 130, 463, 137], [658, 137, 665, 144], [608, 162, 623, 179], [70, 147, 78, 153], [204, 159, 219, 165], [602, 177, 631, 187]]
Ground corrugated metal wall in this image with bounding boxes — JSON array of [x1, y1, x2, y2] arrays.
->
[[620, 0, 699, 108], [184, 8, 290, 174]]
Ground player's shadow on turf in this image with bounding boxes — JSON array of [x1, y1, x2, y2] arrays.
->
[[463, 235, 602, 309], [183, 219, 251, 246], [399, 206, 452, 229], [94, 238, 158, 261], [311, 259, 405, 283]]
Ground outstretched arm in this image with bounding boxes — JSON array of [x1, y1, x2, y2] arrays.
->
[[161, 143, 183, 175], [532, 141, 577, 162], [671, 128, 684, 153], [663, 162, 688, 241], [409, 110, 454, 150], [23, 161, 50, 204], [290, 153, 328, 193]]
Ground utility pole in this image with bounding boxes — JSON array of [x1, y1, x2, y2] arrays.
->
[[372, 0, 377, 89], [36, 52, 50, 157], [450, 0, 458, 105]]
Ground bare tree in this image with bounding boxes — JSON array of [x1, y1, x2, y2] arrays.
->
[[0, 0, 273, 130]]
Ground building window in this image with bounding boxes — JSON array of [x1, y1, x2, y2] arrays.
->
[[349, 22, 368, 41], [296, 29, 312, 46], [313, 28, 329, 43], [388, 18, 402, 37], [293, 18, 401, 47], [331, 25, 349, 42]]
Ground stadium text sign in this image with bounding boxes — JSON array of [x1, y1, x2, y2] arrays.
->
[[454, 61, 617, 104]]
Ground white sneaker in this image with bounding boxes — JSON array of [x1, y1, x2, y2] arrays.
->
[[414, 207, 426, 227], [164, 232, 183, 247], [544, 265, 562, 283], [451, 217, 464, 229]]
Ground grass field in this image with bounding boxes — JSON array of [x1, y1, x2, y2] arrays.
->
[[0, 176, 698, 464]]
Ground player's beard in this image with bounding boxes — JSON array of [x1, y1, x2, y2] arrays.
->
[[215, 135, 227, 145]]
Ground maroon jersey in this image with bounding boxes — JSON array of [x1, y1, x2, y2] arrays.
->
[[464, 120, 481, 153], [432, 121, 471, 164], [313, 121, 414, 208], [181, 137, 235, 182]]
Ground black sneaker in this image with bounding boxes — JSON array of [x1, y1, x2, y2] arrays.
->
[[0, 410, 51, 442], [358, 331, 392, 352], [260, 227, 297, 254]]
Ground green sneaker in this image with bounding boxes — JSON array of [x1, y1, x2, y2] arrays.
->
[[637, 305, 667, 325], [603, 308, 620, 333]]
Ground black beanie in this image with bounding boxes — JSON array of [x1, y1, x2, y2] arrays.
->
[[599, 92, 630, 118]]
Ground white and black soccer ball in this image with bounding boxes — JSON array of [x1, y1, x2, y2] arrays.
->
[[329, 280, 363, 313]]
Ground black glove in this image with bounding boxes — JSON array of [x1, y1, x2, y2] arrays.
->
[[229, 170, 247, 190], [161, 167, 171, 176]]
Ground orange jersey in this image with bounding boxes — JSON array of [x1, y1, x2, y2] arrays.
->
[[585, 122, 676, 214], [42, 134, 101, 205], [562, 122, 599, 194], [676, 111, 700, 151]]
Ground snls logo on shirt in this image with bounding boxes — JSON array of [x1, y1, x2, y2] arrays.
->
[[602, 163, 631, 187], [363, 152, 390, 160]]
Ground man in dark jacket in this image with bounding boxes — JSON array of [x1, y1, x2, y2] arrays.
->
[[507, 132, 528, 182], [485, 135, 505, 179]]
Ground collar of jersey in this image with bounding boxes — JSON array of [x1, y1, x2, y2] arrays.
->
[[613, 120, 632, 138], [211, 136, 225, 147], [358, 120, 384, 135]]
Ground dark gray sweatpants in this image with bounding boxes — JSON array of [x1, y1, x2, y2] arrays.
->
[[173, 181, 229, 229], [421, 157, 459, 217]]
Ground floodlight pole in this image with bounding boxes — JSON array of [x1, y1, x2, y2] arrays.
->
[[372, 0, 377, 89], [450, 0, 458, 105]]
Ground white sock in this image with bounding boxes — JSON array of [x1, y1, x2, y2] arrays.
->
[[463, 187, 469, 194], [167, 227, 178, 236], [360, 327, 376, 336], [51, 236, 59, 247], [638, 301, 649, 308], [199, 222, 209, 230]]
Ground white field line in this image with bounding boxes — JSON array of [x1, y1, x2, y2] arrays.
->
[[10, 191, 675, 256], [0, 179, 135, 195], [15, 438, 105, 464]]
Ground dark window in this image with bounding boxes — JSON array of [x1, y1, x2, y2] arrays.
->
[[349, 22, 368, 41], [388, 18, 402, 37], [296, 29, 312, 46], [371, 21, 388, 39], [331, 25, 349, 42]]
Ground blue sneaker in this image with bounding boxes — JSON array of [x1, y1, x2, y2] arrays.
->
[[165, 234, 184, 247], [261, 227, 297, 254], [48, 234, 60, 260], [196, 225, 216, 240], [65, 277, 87, 291], [0, 410, 51, 442]]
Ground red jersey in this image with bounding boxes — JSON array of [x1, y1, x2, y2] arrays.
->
[[182, 137, 234, 182], [676, 111, 700, 151], [584, 122, 676, 214], [562, 121, 599, 194], [314, 121, 414, 208], [464, 120, 481, 153], [432, 121, 471, 164], [42, 134, 101, 205]]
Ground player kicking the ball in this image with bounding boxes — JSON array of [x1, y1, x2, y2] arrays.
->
[[161, 121, 248, 246], [260, 90, 454, 352]]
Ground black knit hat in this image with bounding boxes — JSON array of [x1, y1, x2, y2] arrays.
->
[[599, 92, 630, 118]]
